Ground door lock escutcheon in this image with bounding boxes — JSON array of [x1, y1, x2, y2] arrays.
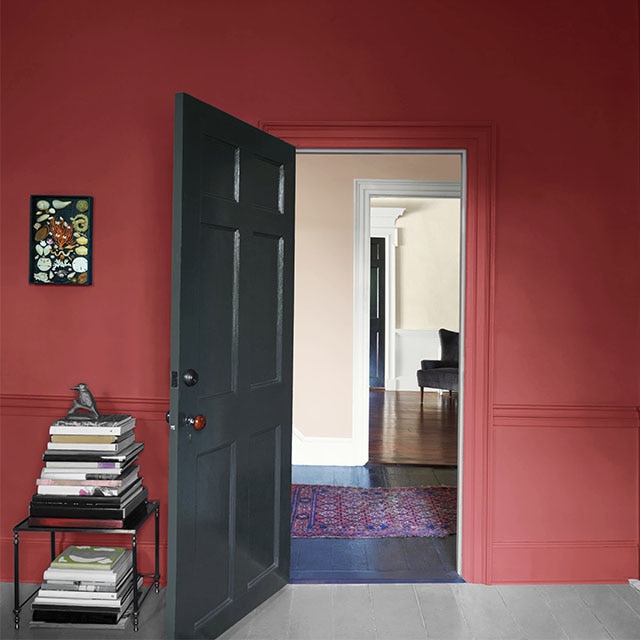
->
[[183, 369, 199, 386]]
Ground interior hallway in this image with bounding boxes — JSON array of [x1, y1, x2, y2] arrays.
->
[[291, 389, 460, 583], [290, 464, 459, 583]]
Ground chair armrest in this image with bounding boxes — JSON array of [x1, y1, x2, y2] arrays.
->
[[420, 360, 443, 370]]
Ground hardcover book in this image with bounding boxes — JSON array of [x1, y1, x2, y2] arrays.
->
[[46, 432, 135, 452], [28, 500, 148, 528], [43, 460, 132, 469], [31, 587, 134, 625], [34, 581, 136, 608], [51, 414, 133, 428], [50, 434, 121, 444], [42, 441, 144, 463], [28, 487, 148, 521], [31, 479, 143, 505], [50, 545, 127, 571], [31, 608, 129, 625], [38, 466, 139, 486], [39, 575, 142, 599], [36, 476, 141, 497], [36, 465, 140, 480], [49, 418, 136, 437], [43, 550, 132, 583]]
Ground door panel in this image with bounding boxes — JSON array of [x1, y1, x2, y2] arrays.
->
[[167, 93, 295, 639]]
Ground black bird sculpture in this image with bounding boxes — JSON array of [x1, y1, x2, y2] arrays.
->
[[66, 382, 100, 419]]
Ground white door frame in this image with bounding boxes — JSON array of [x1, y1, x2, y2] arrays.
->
[[353, 175, 464, 465]]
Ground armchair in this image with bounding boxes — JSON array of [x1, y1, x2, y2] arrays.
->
[[416, 328, 459, 403]]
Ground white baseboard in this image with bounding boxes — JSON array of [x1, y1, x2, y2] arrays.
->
[[291, 428, 367, 466]]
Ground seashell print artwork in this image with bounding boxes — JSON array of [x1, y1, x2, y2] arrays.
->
[[52, 199, 72, 209], [29, 195, 93, 285]]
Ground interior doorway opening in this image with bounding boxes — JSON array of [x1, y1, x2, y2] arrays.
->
[[291, 151, 465, 582]]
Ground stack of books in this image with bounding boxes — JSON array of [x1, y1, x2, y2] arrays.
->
[[31, 545, 138, 626], [29, 414, 148, 528]]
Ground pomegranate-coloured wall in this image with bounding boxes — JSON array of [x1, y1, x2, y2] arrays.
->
[[1, 0, 638, 584]]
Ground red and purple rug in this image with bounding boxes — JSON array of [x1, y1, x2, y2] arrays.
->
[[291, 484, 456, 539]]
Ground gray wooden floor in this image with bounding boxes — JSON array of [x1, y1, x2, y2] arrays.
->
[[4, 581, 640, 639]]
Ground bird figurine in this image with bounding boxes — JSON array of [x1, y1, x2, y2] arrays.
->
[[66, 383, 100, 419]]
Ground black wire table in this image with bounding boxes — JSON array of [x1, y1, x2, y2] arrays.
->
[[13, 500, 160, 632]]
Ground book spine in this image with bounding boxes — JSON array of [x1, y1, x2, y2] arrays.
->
[[40, 583, 119, 594], [42, 442, 144, 462], [46, 437, 135, 452], [31, 608, 123, 624], [36, 485, 126, 496], [38, 470, 134, 482], [34, 595, 127, 607], [50, 435, 119, 443], [44, 461, 125, 469], [42, 570, 118, 584], [29, 489, 148, 519], [48, 426, 131, 436], [37, 470, 138, 486]]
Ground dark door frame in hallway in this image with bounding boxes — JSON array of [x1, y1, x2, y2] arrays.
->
[[369, 236, 386, 388], [262, 121, 495, 585]]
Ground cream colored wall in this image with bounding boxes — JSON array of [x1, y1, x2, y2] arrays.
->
[[396, 198, 461, 331], [294, 154, 460, 439]]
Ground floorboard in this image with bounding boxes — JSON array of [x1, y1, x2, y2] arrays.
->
[[369, 389, 458, 466]]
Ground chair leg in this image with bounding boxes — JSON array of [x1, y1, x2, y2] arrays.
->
[[420, 387, 424, 404]]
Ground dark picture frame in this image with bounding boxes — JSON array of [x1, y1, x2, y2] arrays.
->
[[29, 195, 93, 285]]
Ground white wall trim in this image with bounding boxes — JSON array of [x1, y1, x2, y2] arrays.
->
[[291, 428, 365, 466], [371, 206, 405, 391]]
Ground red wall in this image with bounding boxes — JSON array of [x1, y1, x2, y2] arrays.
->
[[1, 0, 639, 584]]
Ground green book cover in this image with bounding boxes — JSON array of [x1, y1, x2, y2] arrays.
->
[[50, 545, 127, 571]]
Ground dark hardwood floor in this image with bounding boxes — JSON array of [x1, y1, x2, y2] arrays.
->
[[369, 389, 458, 466], [290, 464, 461, 584], [290, 390, 461, 584]]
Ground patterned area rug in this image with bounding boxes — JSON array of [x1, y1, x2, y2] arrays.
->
[[291, 484, 456, 539]]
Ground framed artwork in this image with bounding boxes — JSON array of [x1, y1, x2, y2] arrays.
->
[[29, 195, 93, 285]]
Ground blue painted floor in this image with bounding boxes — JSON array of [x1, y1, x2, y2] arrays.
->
[[290, 464, 463, 584]]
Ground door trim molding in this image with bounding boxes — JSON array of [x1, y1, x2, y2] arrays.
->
[[261, 121, 496, 584], [357, 182, 462, 463]]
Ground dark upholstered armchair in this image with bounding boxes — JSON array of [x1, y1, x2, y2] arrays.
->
[[416, 329, 459, 403]]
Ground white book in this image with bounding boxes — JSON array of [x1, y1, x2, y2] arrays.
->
[[33, 595, 125, 608], [40, 468, 124, 479], [49, 418, 135, 437], [37, 478, 141, 497], [39, 576, 142, 600], [33, 588, 135, 611], [44, 461, 128, 469], [43, 551, 132, 584]]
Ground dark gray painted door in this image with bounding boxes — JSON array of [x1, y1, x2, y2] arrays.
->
[[369, 237, 385, 388], [167, 93, 295, 639]]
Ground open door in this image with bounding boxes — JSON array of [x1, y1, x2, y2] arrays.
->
[[166, 93, 295, 638]]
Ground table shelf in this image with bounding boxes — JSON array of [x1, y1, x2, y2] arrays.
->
[[13, 500, 160, 632]]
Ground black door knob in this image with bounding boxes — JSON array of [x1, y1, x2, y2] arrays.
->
[[183, 369, 199, 386]]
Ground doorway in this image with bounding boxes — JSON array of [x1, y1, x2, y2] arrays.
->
[[255, 119, 494, 586], [290, 153, 464, 582]]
